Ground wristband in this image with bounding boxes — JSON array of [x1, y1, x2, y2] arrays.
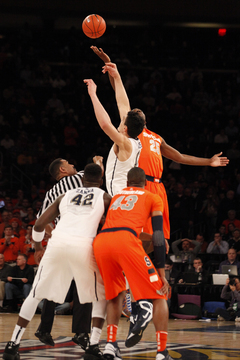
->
[[32, 229, 45, 242]]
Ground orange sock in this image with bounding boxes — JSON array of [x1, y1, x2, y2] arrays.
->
[[107, 325, 118, 343], [156, 331, 168, 352]]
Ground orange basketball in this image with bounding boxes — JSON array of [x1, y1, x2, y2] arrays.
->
[[82, 14, 106, 39]]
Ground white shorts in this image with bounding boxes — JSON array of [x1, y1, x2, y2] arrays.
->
[[32, 232, 105, 304]]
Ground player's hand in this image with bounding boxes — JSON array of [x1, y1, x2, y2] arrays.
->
[[93, 155, 104, 176], [102, 62, 120, 78], [90, 46, 111, 63], [83, 79, 97, 97], [93, 155, 103, 165], [210, 152, 229, 167], [34, 249, 44, 265], [158, 276, 169, 295], [22, 278, 28, 283]]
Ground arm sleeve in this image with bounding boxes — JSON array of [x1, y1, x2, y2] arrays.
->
[[151, 215, 166, 269]]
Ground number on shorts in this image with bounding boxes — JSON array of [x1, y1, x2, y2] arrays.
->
[[71, 193, 94, 206], [110, 195, 138, 211]]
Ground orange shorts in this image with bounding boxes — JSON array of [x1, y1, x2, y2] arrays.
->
[[143, 181, 170, 239], [93, 229, 167, 301]]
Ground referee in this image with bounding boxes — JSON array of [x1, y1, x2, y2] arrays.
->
[[35, 156, 103, 349]]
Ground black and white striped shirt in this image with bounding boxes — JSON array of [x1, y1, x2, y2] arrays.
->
[[37, 171, 84, 223]]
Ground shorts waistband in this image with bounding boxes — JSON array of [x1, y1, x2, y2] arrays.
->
[[100, 227, 137, 237], [146, 175, 162, 184]]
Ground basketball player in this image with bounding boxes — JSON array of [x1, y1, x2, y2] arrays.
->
[[35, 156, 104, 350], [83, 76, 144, 197], [91, 46, 229, 345], [93, 167, 173, 360], [3, 164, 112, 360]]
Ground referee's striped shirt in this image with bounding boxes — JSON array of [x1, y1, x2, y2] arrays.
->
[[37, 171, 84, 224]]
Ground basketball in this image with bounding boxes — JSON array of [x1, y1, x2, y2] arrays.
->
[[82, 14, 106, 39]]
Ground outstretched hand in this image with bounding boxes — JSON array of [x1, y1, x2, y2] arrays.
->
[[210, 152, 229, 167], [90, 46, 111, 63], [102, 62, 120, 79], [83, 79, 97, 97]]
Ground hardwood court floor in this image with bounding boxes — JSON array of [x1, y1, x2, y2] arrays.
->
[[1, 313, 240, 359]]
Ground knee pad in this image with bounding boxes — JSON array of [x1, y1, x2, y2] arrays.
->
[[92, 299, 107, 319]]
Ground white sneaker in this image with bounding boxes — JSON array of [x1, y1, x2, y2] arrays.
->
[[103, 342, 122, 360], [235, 316, 240, 322], [156, 349, 174, 360]]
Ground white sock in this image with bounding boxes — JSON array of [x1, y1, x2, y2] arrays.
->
[[90, 327, 102, 345], [11, 325, 26, 345], [0, 300, 3, 307]]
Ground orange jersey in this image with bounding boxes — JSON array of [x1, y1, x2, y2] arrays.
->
[[138, 128, 163, 179], [102, 187, 163, 237], [138, 128, 170, 239]]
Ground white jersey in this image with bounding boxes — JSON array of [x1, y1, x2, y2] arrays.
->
[[51, 186, 105, 239], [32, 186, 106, 304], [106, 138, 142, 196]]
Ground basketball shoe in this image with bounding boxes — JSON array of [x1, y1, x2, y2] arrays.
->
[[3, 341, 20, 360], [103, 342, 122, 360], [131, 300, 153, 333], [84, 344, 103, 360], [156, 349, 174, 360], [125, 314, 143, 347]]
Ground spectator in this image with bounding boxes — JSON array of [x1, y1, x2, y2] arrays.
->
[[19, 198, 30, 219], [4, 254, 34, 312], [165, 258, 182, 285], [187, 257, 209, 283], [9, 217, 25, 238], [0, 254, 11, 309], [0, 210, 10, 238], [207, 232, 229, 254], [218, 224, 228, 242], [222, 210, 240, 233], [215, 277, 240, 321], [0, 225, 20, 263], [200, 186, 219, 240], [219, 248, 240, 275], [228, 228, 240, 254], [217, 190, 238, 227], [171, 237, 201, 264], [190, 233, 208, 254]]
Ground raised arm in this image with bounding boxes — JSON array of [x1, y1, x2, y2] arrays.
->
[[102, 62, 131, 123], [161, 139, 229, 167], [83, 78, 130, 150], [90, 46, 115, 90]]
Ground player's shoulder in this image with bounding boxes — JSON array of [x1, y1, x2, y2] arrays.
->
[[139, 128, 162, 142]]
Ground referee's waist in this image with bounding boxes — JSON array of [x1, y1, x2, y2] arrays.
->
[[100, 227, 137, 237], [146, 174, 162, 184]]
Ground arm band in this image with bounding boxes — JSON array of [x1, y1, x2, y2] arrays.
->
[[151, 215, 166, 268], [32, 229, 45, 243]]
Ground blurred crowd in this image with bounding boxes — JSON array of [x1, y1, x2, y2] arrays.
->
[[0, 22, 240, 247]]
